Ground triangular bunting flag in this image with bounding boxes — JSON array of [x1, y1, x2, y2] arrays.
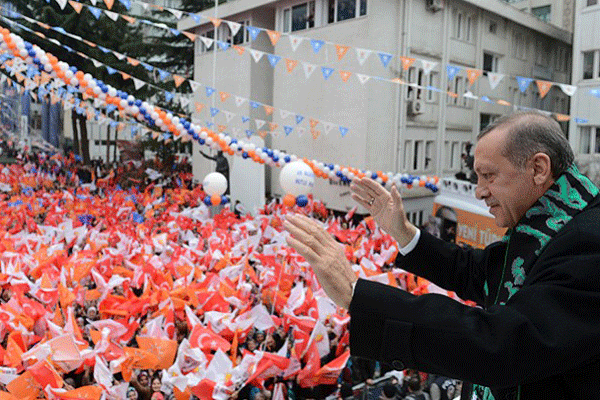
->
[[295, 115, 304, 125], [558, 84, 577, 96], [200, 36, 214, 49], [104, 10, 119, 21], [182, 31, 197, 41], [268, 122, 278, 131], [302, 63, 317, 79], [311, 129, 320, 140], [288, 35, 304, 52], [536, 80, 553, 98], [267, 54, 281, 68], [321, 67, 334, 80], [232, 45, 245, 55], [234, 96, 246, 107], [280, 109, 291, 119], [249, 49, 264, 63], [285, 59, 298, 73], [516, 76, 533, 93], [68, 1, 83, 13], [355, 48, 371, 65], [309, 118, 319, 129], [246, 26, 262, 41], [205, 87, 216, 97], [219, 92, 230, 102], [266, 30, 281, 45], [188, 80, 200, 92], [356, 73, 370, 85], [310, 40, 325, 53], [127, 57, 140, 66], [400, 57, 416, 71], [264, 105, 274, 116], [487, 72, 504, 90], [103, 0, 115, 9], [121, 15, 136, 24], [166, 8, 183, 19], [554, 113, 570, 122], [466, 69, 482, 86], [226, 21, 242, 36], [284, 126, 293, 136], [378, 52, 393, 68], [210, 107, 220, 117], [56, 0, 68, 9], [323, 122, 335, 135], [255, 119, 266, 130], [446, 65, 461, 81], [195, 102, 205, 113], [335, 45, 349, 60], [173, 75, 186, 88], [339, 71, 352, 82], [208, 17, 222, 27], [339, 126, 349, 137]]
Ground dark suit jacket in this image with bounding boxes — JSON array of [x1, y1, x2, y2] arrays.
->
[[349, 195, 600, 400]]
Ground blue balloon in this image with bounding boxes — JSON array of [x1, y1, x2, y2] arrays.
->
[[199, 139, 205, 145], [284, 155, 291, 163], [230, 139, 238, 145], [371, 172, 378, 179], [296, 195, 308, 207], [203, 196, 212, 206], [221, 195, 229, 205], [242, 152, 249, 159]]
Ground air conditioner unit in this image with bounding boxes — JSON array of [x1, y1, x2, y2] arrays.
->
[[426, 0, 444, 12], [407, 100, 424, 116]]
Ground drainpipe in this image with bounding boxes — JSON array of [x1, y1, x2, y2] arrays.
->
[[394, 0, 411, 173]]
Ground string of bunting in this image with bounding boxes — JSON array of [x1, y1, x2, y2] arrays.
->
[[5, 11, 588, 133], [0, 27, 441, 193], [48, 0, 599, 109]]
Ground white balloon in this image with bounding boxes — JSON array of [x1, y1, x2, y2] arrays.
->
[[279, 161, 315, 196], [202, 172, 228, 196]]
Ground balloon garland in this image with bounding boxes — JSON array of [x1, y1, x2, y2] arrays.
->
[[0, 27, 439, 209]]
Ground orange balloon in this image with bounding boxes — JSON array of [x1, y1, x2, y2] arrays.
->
[[210, 194, 221, 206], [282, 194, 296, 208]]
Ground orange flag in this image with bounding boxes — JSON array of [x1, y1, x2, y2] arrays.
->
[[232, 45, 245, 55], [195, 102, 206, 113], [121, 15, 136, 24], [173, 75, 186, 88], [126, 57, 140, 67], [268, 122, 278, 131], [208, 17, 222, 27], [182, 31, 196, 41], [311, 130, 321, 140], [219, 91, 230, 102], [285, 59, 298, 73], [28, 359, 63, 389], [136, 337, 178, 370], [266, 30, 281, 46], [536, 80, 553, 98], [264, 105, 274, 115], [6, 371, 40, 399], [554, 113, 570, 122], [48, 386, 102, 400], [466, 69, 482, 86], [68, 1, 83, 13], [103, 0, 114, 9], [339, 71, 352, 82], [400, 56, 416, 70], [258, 131, 268, 139], [309, 118, 319, 129], [335, 45, 349, 60]]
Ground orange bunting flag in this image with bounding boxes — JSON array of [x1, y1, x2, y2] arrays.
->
[[497, 99, 512, 107], [258, 131, 268, 139], [264, 105, 274, 116], [400, 57, 416, 71], [232, 45, 245, 55], [121, 72, 131, 80], [554, 113, 570, 122], [195, 102, 205, 113], [127, 57, 140, 67], [103, 0, 114, 9], [536, 80, 553, 98], [339, 71, 352, 82], [266, 30, 281, 46], [173, 75, 186, 88], [311, 130, 321, 140], [34, 31, 46, 39], [467, 69, 482, 86], [121, 15, 136, 24], [217, 125, 227, 133], [447, 91, 459, 98], [219, 91, 230, 102], [208, 17, 222, 27], [268, 122, 278, 131], [136, 336, 178, 370], [335, 45, 349, 60], [309, 118, 319, 129], [68, 1, 83, 13], [285, 59, 298, 73], [181, 31, 197, 41]]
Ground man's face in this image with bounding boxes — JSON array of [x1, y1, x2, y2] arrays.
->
[[474, 128, 539, 228]]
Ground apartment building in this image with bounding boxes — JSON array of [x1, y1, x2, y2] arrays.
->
[[179, 0, 572, 219], [502, 0, 575, 32]]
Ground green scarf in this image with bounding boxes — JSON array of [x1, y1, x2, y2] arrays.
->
[[472, 164, 599, 400]]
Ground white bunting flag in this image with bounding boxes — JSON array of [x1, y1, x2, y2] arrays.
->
[[91, 59, 102, 68], [56, 0, 68, 9], [188, 80, 200, 92], [223, 111, 235, 123], [234, 96, 247, 107], [323, 122, 335, 135], [558, 84, 577, 96], [199, 36, 214, 49], [297, 127, 305, 138], [166, 8, 184, 19], [133, 78, 146, 90], [180, 96, 191, 108], [226, 21, 242, 36], [356, 74, 371, 85], [90, 0, 98, 5], [421, 60, 438, 75], [104, 10, 119, 21], [255, 119, 266, 130], [288, 35, 304, 52], [355, 48, 372, 65], [112, 51, 126, 60], [487, 73, 504, 90], [249, 49, 264, 63], [302, 62, 317, 79], [279, 109, 291, 119]]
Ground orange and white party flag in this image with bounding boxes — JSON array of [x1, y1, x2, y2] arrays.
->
[[173, 75, 186, 88], [467, 69, 482, 86], [536, 80, 553, 98], [339, 71, 352, 82], [400, 57, 416, 71], [335, 45, 349, 60], [68, 1, 83, 13], [103, 0, 114, 9], [285, 59, 298, 73], [266, 30, 281, 46]]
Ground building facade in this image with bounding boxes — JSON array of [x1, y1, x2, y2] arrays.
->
[[180, 0, 572, 220], [568, 0, 600, 184], [502, 0, 575, 32]]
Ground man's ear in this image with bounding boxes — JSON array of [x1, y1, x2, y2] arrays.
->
[[530, 152, 553, 186]]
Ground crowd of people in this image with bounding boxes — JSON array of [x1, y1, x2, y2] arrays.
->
[[0, 146, 465, 400]]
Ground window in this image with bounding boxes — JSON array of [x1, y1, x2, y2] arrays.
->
[[531, 5, 551, 23], [453, 9, 474, 42], [480, 113, 499, 132], [512, 32, 528, 60], [426, 72, 439, 103], [425, 141, 435, 171], [413, 140, 423, 171], [489, 20, 497, 34], [583, 51, 595, 80], [535, 40, 551, 67], [450, 141, 460, 169], [596, 128, 600, 153], [587, 0, 598, 6], [328, 0, 367, 24], [483, 52, 499, 74], [282, 1, 315, 33], [404, 140, 412, 171], [555, 47, 567, 72], [407, 210, 424, 227], [406, 66, 425, 100], [580, 127, 591, 154], [233, 20, 250, 45], [448, 76, 467, 106]]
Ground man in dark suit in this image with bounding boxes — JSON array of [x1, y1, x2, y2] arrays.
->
[[283, 112, 600, 399]]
